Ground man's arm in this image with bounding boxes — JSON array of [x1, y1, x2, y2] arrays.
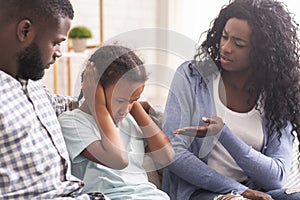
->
[[44, 87, 77, 116]]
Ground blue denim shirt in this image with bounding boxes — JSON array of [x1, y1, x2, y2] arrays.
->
[[161, 61, 294, 200]]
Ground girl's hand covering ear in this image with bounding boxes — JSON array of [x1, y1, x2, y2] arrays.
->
[[82, 61, 99, 114]]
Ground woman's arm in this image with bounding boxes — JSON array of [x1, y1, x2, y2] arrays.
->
[[168, 63, 293, 190], [130, 101, 175, 166], [163, 98, 247, 194], [178, 115, 294, 190], [162, 62, 247, 194], [217, 123, 293, 190]]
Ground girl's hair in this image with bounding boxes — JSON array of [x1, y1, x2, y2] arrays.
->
[[195, 0, 300, 150], [77, 45, 148, 103], [90, 45, 147, 87]]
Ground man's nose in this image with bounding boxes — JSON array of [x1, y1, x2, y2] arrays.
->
[[54, 46, 62, 58]]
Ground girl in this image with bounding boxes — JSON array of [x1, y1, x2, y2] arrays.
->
[[59, 45, 174, 200]]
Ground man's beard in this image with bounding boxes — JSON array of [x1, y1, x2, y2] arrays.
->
[[17, 42, 46, 81]]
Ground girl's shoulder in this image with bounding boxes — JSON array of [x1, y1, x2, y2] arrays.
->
[[59, 109, 95, 127]]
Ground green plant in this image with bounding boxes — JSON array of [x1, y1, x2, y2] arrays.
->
[[68, 26, 92, 39]]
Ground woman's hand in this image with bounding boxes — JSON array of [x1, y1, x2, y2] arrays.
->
[[215, 194, 244, 200], [242, 189, 273, 200], [215, 189, 273, 200], [173, 116, 224, 137]]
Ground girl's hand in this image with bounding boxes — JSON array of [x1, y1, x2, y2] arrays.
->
[[95, 85, 106, 107], [82, 61, 99, 114], [173, 116, 224, 137], [139, 101, 152, 114]]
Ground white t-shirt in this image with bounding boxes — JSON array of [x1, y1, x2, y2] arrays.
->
[[59, 109, 169, 200], [208, 72, 264, 182]]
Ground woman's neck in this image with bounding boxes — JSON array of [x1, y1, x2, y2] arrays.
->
[[221, 70, 249, 91], [219, 70, 259, 112]]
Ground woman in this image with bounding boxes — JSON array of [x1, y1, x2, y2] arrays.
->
[[162, 0, 300, 199], [59, 45, 174, 199]]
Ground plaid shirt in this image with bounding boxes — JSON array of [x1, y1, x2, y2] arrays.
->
[[0, 71, 89, 200]]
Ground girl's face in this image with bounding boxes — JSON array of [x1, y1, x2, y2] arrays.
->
[[105, 78, 144, 124], [219, 17, 251, 73]]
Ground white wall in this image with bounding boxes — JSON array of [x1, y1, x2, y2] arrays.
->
[[44, 0, 162, 99]]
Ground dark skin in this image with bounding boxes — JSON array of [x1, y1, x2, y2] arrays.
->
[[0, 13, 70, 79], [0, 18, 31, 76], [219, 18, 258, 113], [80, 63, 174, 169], [174, 118, 273, 200], [215, 189, 273, 200], [220, 70, 258, 113], [175, 18, 273, 200]]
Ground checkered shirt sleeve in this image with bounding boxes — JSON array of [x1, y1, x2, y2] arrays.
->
[[44, 87, 76, 116], [0, 72, 89, 200]]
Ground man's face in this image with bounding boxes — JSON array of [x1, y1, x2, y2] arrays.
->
[[17, 17, 71, 80]]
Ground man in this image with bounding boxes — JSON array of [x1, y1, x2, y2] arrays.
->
[[0, 0, 91, 199]]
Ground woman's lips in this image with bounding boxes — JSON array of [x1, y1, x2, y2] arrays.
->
[[220, 55, 233, 65]]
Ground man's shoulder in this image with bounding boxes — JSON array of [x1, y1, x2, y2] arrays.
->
[[0, 71, 20, 90], [0, 71, 24, 107]]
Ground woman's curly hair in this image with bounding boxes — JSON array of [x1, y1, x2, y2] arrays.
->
[[195, 0, 300, 151]]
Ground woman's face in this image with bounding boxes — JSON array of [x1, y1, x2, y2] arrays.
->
[[219, 17, 251, 73], [105, 78, 144, 124]]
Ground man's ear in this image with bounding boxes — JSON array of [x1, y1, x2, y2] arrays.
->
[[17, 19, 35, 44]]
